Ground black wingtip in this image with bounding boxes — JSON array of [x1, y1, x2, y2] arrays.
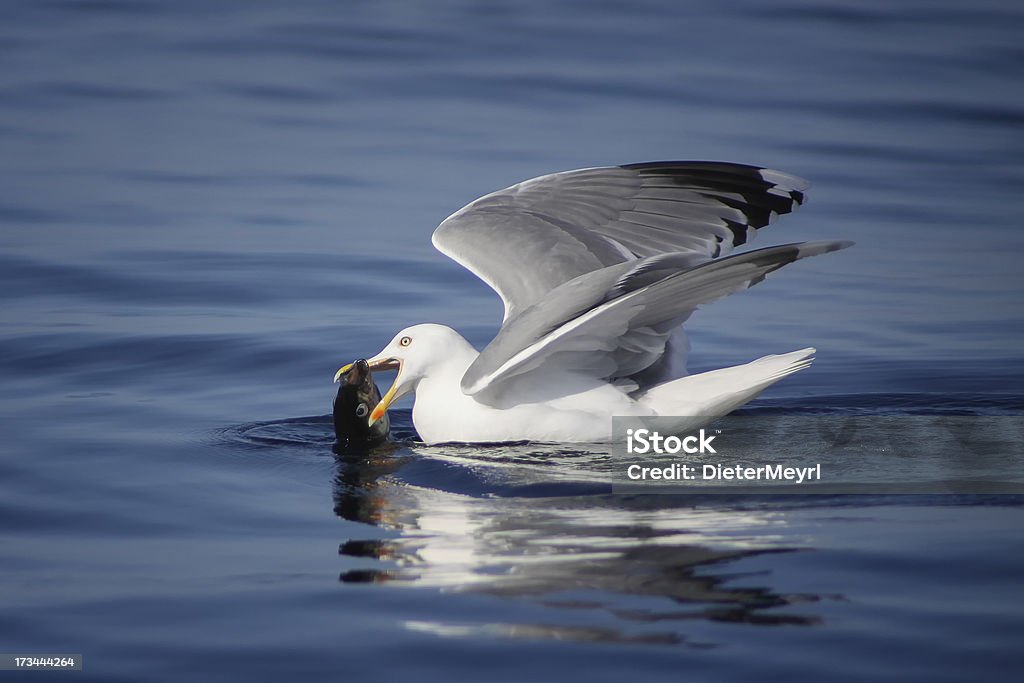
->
[[621, 161, 810, 238]]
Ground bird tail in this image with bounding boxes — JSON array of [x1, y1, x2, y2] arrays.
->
[[637, 348, 815, 429]]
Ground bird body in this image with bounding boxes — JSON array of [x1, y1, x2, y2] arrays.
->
[[334, 161, 851, 444], [404, 325, 646, 443], [350, 323, 817, 444]]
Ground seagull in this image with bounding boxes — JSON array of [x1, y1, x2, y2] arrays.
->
[[334, 161, 851, 444]]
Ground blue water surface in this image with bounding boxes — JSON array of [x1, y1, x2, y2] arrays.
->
[[1, 1, 1023, 681]]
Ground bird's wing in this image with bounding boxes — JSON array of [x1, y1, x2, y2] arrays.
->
[[461, 241, 852, 398], [432, 161, 809, 322]]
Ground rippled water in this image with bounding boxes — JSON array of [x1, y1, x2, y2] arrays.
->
[[2, 0, 1023, 681]]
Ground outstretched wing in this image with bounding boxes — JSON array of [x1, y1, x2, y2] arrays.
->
[[461, 241, 853, 399], [432, 161, 809, 322]]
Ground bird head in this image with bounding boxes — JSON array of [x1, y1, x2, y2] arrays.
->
[[334, 324, 462, 427]]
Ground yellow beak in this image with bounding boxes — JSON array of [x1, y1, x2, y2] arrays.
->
[[368, 374, 400, 427], [333, 362, 355, 384], [333, 363, 353, 384]]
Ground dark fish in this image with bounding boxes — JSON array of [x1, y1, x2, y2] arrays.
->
[[333, 359, 390, 443]]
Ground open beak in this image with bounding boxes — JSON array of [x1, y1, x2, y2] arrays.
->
[[333, 356, 403, 427], [333, 357, 400, 383]]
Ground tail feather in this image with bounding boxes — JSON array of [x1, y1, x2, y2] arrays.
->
[[638, 348, 815, 425]]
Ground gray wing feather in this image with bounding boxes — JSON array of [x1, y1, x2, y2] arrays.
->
[[432, 161, 809, 321], [462, 241, 852, 397]]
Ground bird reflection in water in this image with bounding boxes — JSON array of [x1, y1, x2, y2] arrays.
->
[[331, 441, 831, 646]]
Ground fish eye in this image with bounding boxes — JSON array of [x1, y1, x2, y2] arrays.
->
[[355, 403, 369, 418], [399, 336, 412, 347]]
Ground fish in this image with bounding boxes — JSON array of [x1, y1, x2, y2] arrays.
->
[[333, 358, 390, 444]]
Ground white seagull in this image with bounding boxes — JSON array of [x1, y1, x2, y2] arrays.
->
[[335, 161, 851, 444]]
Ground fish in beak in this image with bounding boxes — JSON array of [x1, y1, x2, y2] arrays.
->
[[334, 357, 402, 429], [332, 358, 392, 443]]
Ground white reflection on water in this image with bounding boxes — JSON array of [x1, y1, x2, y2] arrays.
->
[[332, 443, 825, 644]]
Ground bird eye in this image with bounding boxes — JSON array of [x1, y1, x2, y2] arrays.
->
[[399, 336, 412, 347], [355, 403, 369, 418]]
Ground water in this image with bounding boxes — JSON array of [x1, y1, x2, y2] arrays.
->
[[2, 0, 1023, 680]]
